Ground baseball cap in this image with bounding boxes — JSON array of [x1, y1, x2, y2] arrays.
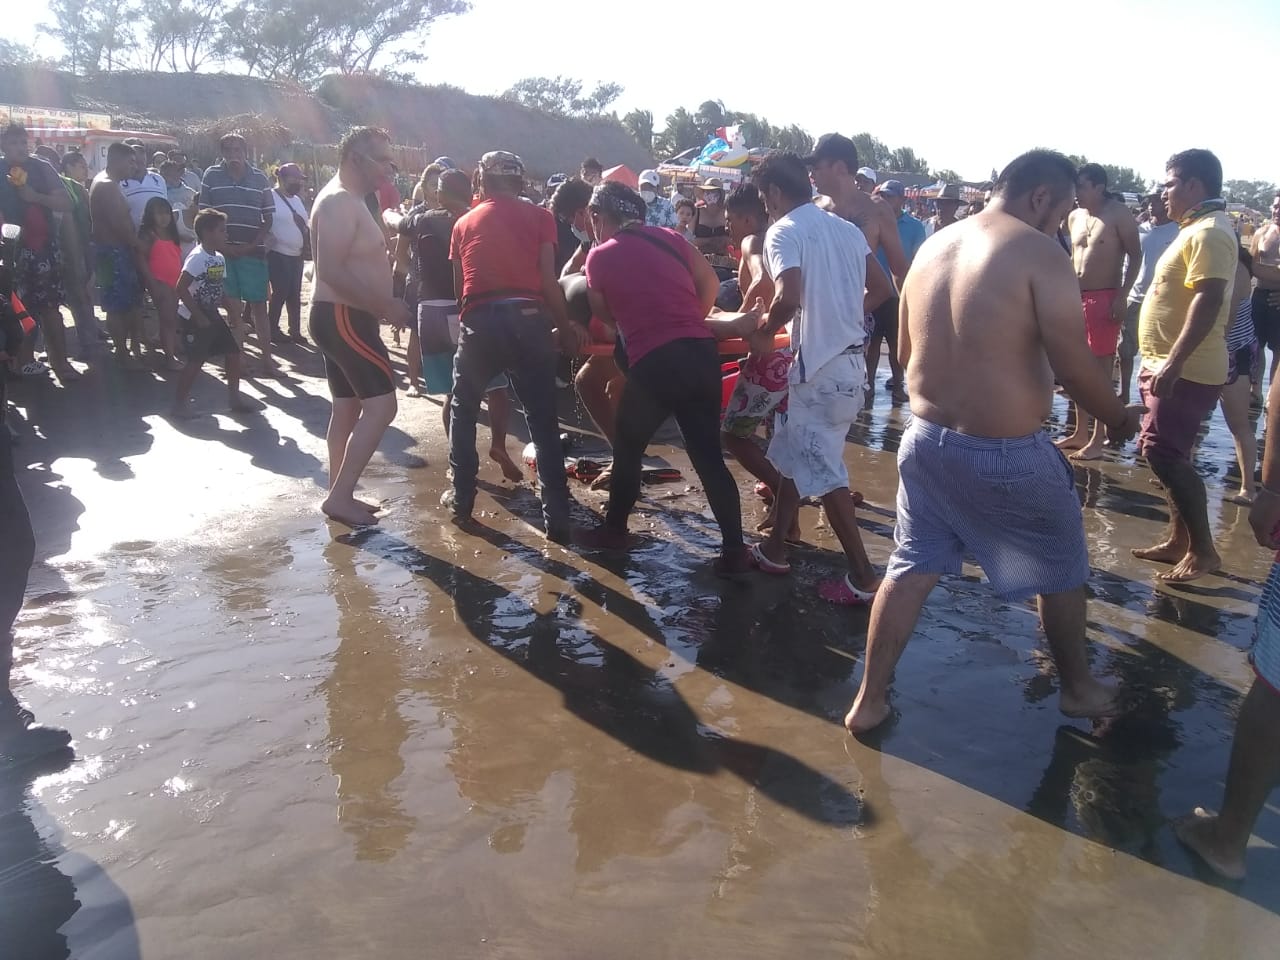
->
[[546, 172, 568, 189], [801, 133, 860, 171], [856, 167, 878, 183], [638, 169, 660, 187], [434, 156, 457, 169], [480, 150, 525, 176], [878, 179, 906, 198], [276, 162, 307, 180]]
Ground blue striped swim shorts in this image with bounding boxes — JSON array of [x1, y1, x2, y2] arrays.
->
[[1251, 562, 1280, 694], [885, 416, 1089, 601]]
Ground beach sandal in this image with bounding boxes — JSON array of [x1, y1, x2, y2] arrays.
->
[[640, 466, 683, 485], [749, 543, 791, 575], [754, 481, 774, 503], [818, 575, 877, 607], [20, 360, 50, 376]]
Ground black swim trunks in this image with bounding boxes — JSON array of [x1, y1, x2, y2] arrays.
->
[[870, 295, 900, 341], [309, 302, 395, 399], [181, 310, 240, 361], [1252, 288, 1280, 353]]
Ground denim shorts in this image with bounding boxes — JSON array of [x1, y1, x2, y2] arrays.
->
[[885, 417, 1090, 600]]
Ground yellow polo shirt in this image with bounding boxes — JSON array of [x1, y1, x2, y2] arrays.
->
[[1138, 210, 1236, 385]]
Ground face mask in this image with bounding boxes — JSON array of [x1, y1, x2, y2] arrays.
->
[[572, 226, 591, 244], [640, 188, 656, 203]]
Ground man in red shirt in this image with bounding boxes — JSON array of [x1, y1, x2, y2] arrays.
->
[[446, 151, 580, 542]]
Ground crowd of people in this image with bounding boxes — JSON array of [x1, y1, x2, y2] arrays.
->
[[1, 120, 1278, 884]]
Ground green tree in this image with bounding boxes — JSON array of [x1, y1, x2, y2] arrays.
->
[[772, 124, 813, 155], [1224, 179, 1278, 212], [140, 0, 226, 70], [1066, 155, 1149, 194], [219, 0, 468, 82], [0, 39, 56, 67], [654, 107, 702, 159], [850, 132, 892, 170], [502, 76, 623, 117], [622, 108, 654, 152], [889, 146, 929, 175], [931, 168, 962, 183], [42, 0, 142, 73]]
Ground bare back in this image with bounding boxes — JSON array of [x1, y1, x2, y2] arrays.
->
[[1069, 198, 1133, 290], [311, 175, 393, 306], [89, 175, 135, 247], [903, 212, 1083, 437]]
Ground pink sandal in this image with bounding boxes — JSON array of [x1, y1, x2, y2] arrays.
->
[[749, 543, 791, 575], [818, 575, 877, 607]]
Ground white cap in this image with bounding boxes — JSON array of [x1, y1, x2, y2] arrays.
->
[[856, 167, 878, 183], [638, 169, 660, 187]]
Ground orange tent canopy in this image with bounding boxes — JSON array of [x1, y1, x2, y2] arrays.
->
[[602, 164, 638, 189]]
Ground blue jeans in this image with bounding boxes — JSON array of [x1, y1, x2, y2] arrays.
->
[[448, 301, 569, 534]]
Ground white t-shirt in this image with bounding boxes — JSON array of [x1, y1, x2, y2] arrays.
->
[[266, 188, 309, 257], [178, 246, 227, 321], [1128, 220, 1181, 305], [764, 200, 871, 383], [120, 172, 169, 229]]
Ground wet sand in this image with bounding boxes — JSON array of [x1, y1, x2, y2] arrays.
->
[[3, 327, 1278, 959]]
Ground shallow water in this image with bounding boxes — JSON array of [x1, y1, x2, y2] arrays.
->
[[3, 341, 1278, 959]]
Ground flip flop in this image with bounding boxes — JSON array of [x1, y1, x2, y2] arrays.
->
[[641, 466, 683, 485], [749, 543, 791, 575], [818, 575, 877, 607]]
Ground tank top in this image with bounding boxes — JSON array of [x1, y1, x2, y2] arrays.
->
[[1225, 292, 1256, 352], [148, 238, 182, 289]]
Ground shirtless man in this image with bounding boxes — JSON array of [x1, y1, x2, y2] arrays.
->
[[1057, 163, 1141, 460], [804, 134, 909, 403], [89, 141, 149, 366], [1249, 193, 1280, 388], [308, 127, 411, 527], [718, 184, 786, 522], [843, 149, 1143, 735]]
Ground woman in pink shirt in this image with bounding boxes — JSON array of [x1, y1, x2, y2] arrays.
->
[[574, 182, 750, 577]]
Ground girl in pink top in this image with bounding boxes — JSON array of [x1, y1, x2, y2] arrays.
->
[[140, 197, 184, 370]]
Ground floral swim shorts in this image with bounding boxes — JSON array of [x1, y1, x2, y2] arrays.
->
[[721, 347, 793, 438]]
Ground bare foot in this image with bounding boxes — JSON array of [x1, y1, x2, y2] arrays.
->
[[1055, 434, 1087, 451], [890, 384, 909, 404], [1174, 808, 1247, 881], [1132, 541, 1185, 564], [1059, 679, 1120, 721], [1157, 551, 1221, 583], [588, 466, 614, 491], [321, 498, 379, 527], [489, 448, 524, 483], [1069, 440, 1106, 461], [844, 694, 892, 735], [354, 498, 385, 514]]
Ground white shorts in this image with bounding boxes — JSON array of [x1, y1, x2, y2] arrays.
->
[[766, 350, 866, 499]]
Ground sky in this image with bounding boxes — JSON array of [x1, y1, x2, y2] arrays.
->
[[13, 0, 1280, 184]]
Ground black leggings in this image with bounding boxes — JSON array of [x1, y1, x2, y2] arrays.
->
[[606, 337, 743, 551]]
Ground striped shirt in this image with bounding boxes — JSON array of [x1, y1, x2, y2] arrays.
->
[[1226, 292, 1256, 352], [199, 162, 272, 253]]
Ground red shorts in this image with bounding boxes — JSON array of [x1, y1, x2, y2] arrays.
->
[[1082, 289, 1121, 357]]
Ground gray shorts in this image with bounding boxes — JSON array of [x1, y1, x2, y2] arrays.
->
[[885, 417, 1090, 600], [1119, 300, 1141, 362]]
